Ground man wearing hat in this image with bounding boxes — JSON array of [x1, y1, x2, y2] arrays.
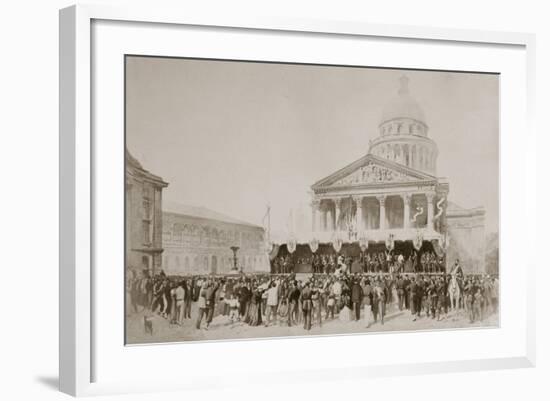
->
[[237, 280, 251, 319], [362, 279, 373, 328], [264, 281, 279, 327], [287, 280, 300, 326], [300, 282, 313, 330], [195, 282, 209, 329], [395, 275, 405, 311], [450, 259, 464, 278], [414, 276, 425, 320], [435, 277, 447, 321], [373, 279, 387, 325], [351, 279, 364, 321]]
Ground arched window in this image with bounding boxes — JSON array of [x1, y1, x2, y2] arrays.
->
[[403, 144, 410, 166]]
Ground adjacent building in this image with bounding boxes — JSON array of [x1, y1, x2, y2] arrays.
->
[[125, 150, 169, 274], [446, 202, 486, 274], [161, 202, 269, 275]]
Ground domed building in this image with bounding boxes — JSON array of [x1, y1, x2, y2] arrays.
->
[[300, 75, 487, 274]]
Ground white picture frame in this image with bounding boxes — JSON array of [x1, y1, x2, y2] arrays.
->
[[59, 4, 536, 397]]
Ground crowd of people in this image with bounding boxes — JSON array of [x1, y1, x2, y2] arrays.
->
[[127, 258, 498, 334], [271, 250, 445, 275]]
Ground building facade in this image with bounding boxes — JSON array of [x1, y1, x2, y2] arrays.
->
[[125, 151, 169, 274], [161, 203, 269, 275], [446, 202, 486, 274], [309, 76, 488, 274]]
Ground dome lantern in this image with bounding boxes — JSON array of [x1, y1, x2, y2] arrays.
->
[[398, 75, 409, 95]]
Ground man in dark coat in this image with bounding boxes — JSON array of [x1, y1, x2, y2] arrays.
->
[[396, 275, 406, 311], [300, 283, 313, 330], [413, 276, 424, 320], [403, 275, 411, 310], [287, 281, 300, 327], [408, 278, 418, 319], [351, 280, 364, 321], [204, 279, 221, 328], [238, 281, 251, 319], [436, 277, 447, 321], [373, 280, 387, 325], [450, 259, 464, 278]]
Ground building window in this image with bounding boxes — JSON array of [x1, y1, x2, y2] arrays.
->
[[142, 220, 151, 244], [142, 197, 151, 220]]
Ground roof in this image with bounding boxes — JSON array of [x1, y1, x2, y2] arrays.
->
[[126, 149, 168, 186], [163, 201, 262, 229], [446, 201, 485, 217], [311, 153, 437, 191]]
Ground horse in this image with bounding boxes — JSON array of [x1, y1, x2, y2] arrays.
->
[[448, 275, 461, 311]]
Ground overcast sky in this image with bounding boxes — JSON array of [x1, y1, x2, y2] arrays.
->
[[126, 56, 499, 235]]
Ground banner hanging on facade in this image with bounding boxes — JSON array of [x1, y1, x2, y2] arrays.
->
[[385, 233, 395, 251], [287, 238, 297, 254], [308, 238, 319, 253], [359, 234, 369, 252], [413, 231, 423, 251], [332, 237, 343, 253]]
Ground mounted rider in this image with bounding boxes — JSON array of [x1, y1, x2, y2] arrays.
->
[[450, 259, 464, 278]]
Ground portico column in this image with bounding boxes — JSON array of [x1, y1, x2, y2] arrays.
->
[[318, 202, 324, 232], [353, 196, 363, 231], [403, 194, 411, 228], [377, 195, 386, 230], [311, 200, 320, 232], [334, 199, 341, 231], [426, 193, 435, 230], [327, 207, 334, 231]]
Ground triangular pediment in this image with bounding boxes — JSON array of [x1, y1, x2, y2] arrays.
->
[[312, 154, 436, 191]]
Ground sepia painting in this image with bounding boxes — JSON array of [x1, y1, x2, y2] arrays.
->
[[124, 55, 499, 344]]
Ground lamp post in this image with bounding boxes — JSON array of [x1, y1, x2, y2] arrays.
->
[[230, 246, 240, 272]]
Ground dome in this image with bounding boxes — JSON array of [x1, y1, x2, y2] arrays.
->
[[368, 76, 437, 174], [380, 76, 426, 124]]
